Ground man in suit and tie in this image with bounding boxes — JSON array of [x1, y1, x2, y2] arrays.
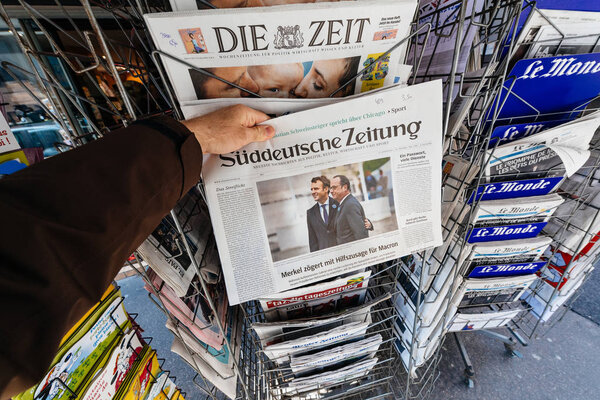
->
[[330, 174, 370, 245], [307, 176, 338, 252]]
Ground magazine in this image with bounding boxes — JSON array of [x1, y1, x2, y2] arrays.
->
[[143, 371, 178, 400], [81, 326, 145, 400], [164, 305, 242, 380], [170, 337, 238, 399], [201, 80, 443, 304], [144, 270, 227, 349], [258, 270, 371, 321], [0, 112, 20, 154], [33, 293, 129, 400], [145, 1, 417, 102], [116, 350, 161, 400]]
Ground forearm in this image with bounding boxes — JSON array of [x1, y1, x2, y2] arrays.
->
[[0, 116, 202, 397]]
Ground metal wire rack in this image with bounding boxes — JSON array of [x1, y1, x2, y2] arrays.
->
[[3, 0, 600, 399]]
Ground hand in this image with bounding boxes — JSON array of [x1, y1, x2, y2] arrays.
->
[[364, 218, 373, 230], [181, 104, 275, 154]]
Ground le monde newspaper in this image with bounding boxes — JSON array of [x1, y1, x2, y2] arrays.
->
[[202, 81, 443, 304]]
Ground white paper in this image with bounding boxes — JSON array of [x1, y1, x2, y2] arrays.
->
[[145, 1, 417, 102], [202, 81, 443, 304]]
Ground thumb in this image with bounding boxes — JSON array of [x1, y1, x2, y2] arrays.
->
[[248, 124, 275, 142]]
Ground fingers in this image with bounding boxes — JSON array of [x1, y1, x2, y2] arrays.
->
[[231, 104, 271, 126], [247, 124, 275, 143]]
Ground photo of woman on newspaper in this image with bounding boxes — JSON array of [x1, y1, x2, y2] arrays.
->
[[256, 158, 398, 262], [188, 56, 360, 99]]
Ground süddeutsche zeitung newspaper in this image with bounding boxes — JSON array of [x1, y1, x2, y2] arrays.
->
[[202, 81, 443, 304]]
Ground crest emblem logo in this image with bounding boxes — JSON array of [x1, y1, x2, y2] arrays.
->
[[274, 25, 304, 49]]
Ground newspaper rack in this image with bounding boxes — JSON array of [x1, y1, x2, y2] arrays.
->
[[3, 0, 600, 399]]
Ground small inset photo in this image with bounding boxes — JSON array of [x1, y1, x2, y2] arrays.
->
[[373, 29, 398, 41], [179, 28, 208, 54], [257, 158, 398, 262]]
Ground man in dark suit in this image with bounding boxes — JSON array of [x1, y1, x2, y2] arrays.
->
[[307, 176, 338, 252], [330, 174, 370, 245]]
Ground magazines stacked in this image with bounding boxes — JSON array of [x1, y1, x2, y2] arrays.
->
[[251, 270, 390, 398], [13, 286, 187, 400], [137, 188, 242, 399], [523, 148, 600, 322]]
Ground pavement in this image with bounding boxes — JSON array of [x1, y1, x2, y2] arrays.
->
[[118, 267, 600, 400]]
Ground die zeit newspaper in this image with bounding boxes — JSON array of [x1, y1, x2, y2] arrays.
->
[[202, 81, 444, 304], [144, 0, 417, 102]]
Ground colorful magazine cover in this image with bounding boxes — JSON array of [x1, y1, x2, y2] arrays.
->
[[80, 324, 145, 400], [29, 291, 129, 400]]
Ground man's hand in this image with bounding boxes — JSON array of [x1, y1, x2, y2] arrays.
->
[[181, 104, 275, 154], [364, 218, 373, 230]]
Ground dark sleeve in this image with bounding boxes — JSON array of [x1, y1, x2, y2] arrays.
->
[[307, 211, 317, 252], [348, 203, 369, 240], [0, 116, 203, 398]]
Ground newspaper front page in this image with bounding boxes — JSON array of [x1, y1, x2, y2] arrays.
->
[[202, 81, 443, 304], [145, 1, 417, 102]]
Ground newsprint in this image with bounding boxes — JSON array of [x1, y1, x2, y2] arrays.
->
[[202, 81, 443, 304], [144, 0, 416, 101]]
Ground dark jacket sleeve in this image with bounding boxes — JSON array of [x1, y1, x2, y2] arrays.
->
[[0, 116, 203, 399]]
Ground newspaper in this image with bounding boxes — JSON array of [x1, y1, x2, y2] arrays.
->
[[258, 270, 371, 321], [273, 357, 378, 398], [179, 78, 412, 119], [202, 80, 443, 304], [524, 266, 592, 322], [512, 8, 600, 63], [468, 236, 552, 267], [464, 194, 564, 243], [486, 115, 600, 178], [145, 1, 417, 102], [137, 189, 214, 296], [441, 154, 480, 225], [252, 293, 388, 346], [526, 23, 600, 59], [263, 320, 370, 364], [164, 306, 242, 381], [408, 0, 482, 80], [144, 270, 227, 349], [454, 274, 537, 308], [289, 334, 382, 375], [469, 194, 564, 226], [446, 307, 522, 332], [170, 337, 238, 399]]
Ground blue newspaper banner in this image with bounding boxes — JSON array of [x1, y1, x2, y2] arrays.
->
[[489, 118, 572, 147], [466, 222, 547, 243], [469, 261, 546, 278], [490, 53, 600, 121], [468, 177, 563, 203]]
